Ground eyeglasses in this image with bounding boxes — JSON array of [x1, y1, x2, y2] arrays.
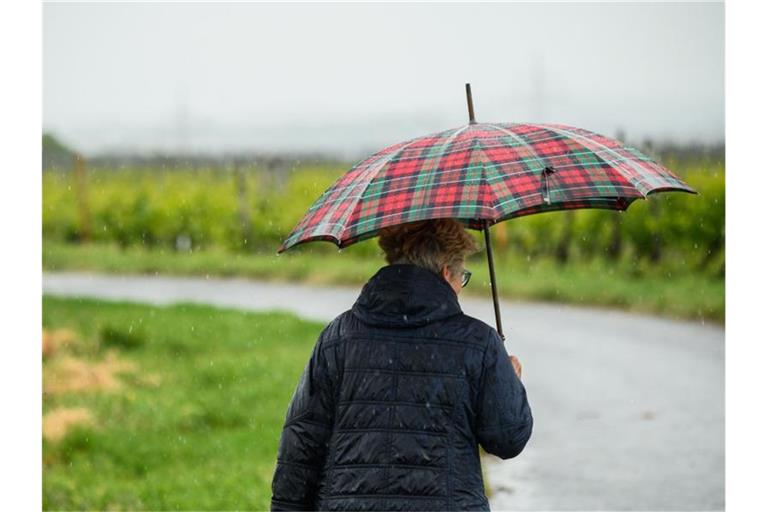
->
[[461, 269, 472, 288]]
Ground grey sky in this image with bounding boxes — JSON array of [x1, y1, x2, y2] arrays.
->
[[43, 1, 724, 159]]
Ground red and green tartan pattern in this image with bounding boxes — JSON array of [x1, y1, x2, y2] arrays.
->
[[278, 122, 697, 253]]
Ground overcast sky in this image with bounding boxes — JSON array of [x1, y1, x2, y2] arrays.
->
[[43, 1, 724, 158]]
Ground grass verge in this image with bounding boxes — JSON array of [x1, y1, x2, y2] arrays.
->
[[43, 296, 323, 510]]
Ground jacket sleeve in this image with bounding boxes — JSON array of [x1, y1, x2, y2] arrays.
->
[[271, 325, 341, 511], [475, 328, 533, 459]]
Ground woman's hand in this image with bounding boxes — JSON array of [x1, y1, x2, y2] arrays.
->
[[509, 355, 522, 379]]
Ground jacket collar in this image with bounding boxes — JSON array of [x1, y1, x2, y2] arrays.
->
[[351, 263, 462, 328]]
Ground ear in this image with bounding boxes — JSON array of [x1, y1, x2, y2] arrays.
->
[[442, 264, 451, 281]]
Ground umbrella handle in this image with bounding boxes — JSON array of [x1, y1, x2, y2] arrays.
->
[[483, 220, 506, 342]]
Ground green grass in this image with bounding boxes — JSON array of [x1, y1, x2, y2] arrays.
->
[[44, 241, 724, 323], [43, 296, 324, 511]]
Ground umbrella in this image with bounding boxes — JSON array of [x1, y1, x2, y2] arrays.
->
[[277, 83, 697, 340]]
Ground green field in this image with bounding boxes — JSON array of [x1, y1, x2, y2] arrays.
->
[[42, 158, 725, 323], [43, 296, 322, 510], [42, 160, 724, 266]]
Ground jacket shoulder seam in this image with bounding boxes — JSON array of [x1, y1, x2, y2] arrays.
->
[[341, 331, 486, 351]]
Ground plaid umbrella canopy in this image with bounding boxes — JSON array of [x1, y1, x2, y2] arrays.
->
[[277, 84, 697, 340]]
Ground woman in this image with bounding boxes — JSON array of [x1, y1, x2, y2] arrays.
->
[[271, 219, 533, 511]]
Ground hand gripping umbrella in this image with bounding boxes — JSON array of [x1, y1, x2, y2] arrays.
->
[[277, 84, 697, 341]]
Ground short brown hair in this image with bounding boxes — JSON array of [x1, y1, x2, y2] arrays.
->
[[378, 219, 480, 278]]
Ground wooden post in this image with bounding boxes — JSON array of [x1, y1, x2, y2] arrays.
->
[[606, 130, 627, 261], [555, 210, 574, 264], [234, 160, 253, 250], [494, 221, 509, 251], [73, 153, 91, 242], [643, 139, 662, 263], [606, 211, 623, 261]]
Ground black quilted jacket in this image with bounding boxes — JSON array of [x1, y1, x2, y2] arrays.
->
[[271, 263, 533, 511]]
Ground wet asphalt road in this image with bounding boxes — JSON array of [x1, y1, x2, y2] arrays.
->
[[43, 271, 724, 511]]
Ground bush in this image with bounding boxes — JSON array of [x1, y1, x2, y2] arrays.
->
[[42, 159, 724, 278]]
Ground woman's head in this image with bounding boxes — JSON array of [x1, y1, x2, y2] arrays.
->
[[378, 219, 480, 294]]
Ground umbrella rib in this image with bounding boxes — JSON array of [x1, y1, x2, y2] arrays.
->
[[314, 146, 643, 206], [424, 125, 471, 173], [284, 131, 456, 245], [344, 183, 639, 234], [484, 123, 550, 171], [407, 124, 472, 211], [539, 124, 651, 198], [493, 185, 642, 210], [311, 127, 479, 210], [315, 125, 469, 206], [342, 203, 497, 233], [318, 137, 424, 241], [310, 125, 645, 215], [481, 123, 550, 216], [303, 138, 425, 215]]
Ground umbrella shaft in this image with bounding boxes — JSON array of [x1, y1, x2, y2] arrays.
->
[[465, 83, 477, 125], [483, 221, 505, 341]]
